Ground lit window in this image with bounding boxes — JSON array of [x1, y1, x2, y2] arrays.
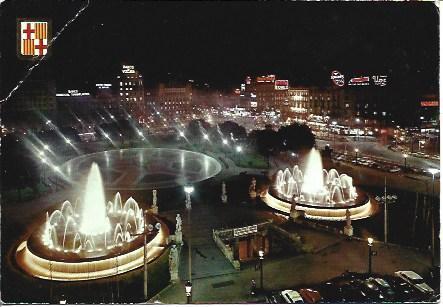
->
[[120, 93, 123, 96], [120, 82, 123, 86]]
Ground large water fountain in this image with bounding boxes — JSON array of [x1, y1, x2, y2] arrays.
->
[[16, 163, 169, 281], [263, 149, 374, 221]]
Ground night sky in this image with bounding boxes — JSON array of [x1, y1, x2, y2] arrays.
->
[[1, 1, 439, 97]]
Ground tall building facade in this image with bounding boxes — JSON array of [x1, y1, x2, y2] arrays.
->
[[244, 75, 289, 111], [151, 83, 193, 118], [116, 64, 145, 118]]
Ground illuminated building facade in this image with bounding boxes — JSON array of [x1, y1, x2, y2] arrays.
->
[[308, 87, 355, 119], [116, 64, 145, 117], [244, 75, 289, 111], [152, 83, 193, 117], [419, 94, 439, 130], [288, 87, 309, 114]]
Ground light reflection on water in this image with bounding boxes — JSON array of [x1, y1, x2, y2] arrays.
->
[[62, 148, 221, 189]]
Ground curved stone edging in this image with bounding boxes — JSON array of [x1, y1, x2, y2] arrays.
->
[[262, 191, 375, 221], [15, 218, 170, 281]]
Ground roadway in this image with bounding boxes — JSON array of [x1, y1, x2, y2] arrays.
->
[[316, 138, 440, 171]]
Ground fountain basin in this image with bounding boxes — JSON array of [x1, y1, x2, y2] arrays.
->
[[15, 163, 170, 281], [15, 217, 168, 281], [263, 149, 375, 221]]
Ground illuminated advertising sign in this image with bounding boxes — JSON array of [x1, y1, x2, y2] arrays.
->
[[372, 75, 387, 87], [245, 76, 251, 85], [250, 101, 257, 108], [421, 101, 439, 107], [275, 80, 289, 90], [122, 65, 135, 74], [330, 70, 345, 87], [256, 75, 276, 83], [95, 83, 112, 89], [234, 88, 241, 94], [57, 90, 90, 97], [348, 76, 370, 86], [240, 83, 246, 91]]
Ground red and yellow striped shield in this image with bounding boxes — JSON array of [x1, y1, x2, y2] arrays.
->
[[18, 20, 50, 57]]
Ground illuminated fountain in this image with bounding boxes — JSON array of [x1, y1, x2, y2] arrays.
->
[[263, 149, 374, 221], [16, 163, 169, 281]]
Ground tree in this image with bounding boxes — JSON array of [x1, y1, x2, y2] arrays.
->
[[218, 121, 247, 141], [278, 123, 315, 152], [250, 128, 280, 167]]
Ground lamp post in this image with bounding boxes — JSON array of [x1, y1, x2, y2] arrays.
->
[[235, 145, 242, 162], [428, 168, 439, 266], [375, 177, 397, 244], [258, 249, 264, 291], [403, 154, 408, 170], [331, 121, 337, 148], [367, 237, 374, 275], [185, 280, 192, 304], [184, 185, 194, 210], [184, 185, 194, 287], [354, 148, 359, 164], [129, 211, 161, 301]]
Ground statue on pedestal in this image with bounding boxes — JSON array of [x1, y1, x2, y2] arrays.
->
[[169, 244, 179, 281], [175, 214, 182, 233], [249, 177, 257, 199], [221, 181, 228, 204], [151, 189, 158, 214], [344, 209, 353, 237]]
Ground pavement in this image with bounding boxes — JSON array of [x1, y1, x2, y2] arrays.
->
[[316, 138, 440, 170], [152, 196, 435, 304]]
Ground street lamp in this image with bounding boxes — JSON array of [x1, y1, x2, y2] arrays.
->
[[185, 280, 192, 304], [43, 144, 49, 151], [367, 237, 374, 275], [331, 121, 337, 147], [428, 168, 439, 266], [402, 154, 408, 169], [355, 118, 360, 141], [375, 177, 397, 244], [179, 131, 185, 138], [130, 211, 161, 301], [184, 185, 194, 210], [222, 139, 228, 145], [354, 148, 359, 164], [184, 185, 194, 290], [236, 145, 242, 153], [258, 249, 264, 291]]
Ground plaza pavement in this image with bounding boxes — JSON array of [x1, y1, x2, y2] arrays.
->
[[152, 196, 434, 304]]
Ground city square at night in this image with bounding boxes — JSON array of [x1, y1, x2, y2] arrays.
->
[[0, 0, 441, 304]]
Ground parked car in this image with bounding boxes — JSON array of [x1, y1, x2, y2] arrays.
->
[[341, 280, 370, 303], [317, 282, 345, 303], [389, 167, 401, 173], [265, 292, 286, 304], [394, 271, 434, 295], [280, 290, 304, 303], [371, 278, 395, 301], [299, 288, 322, 303]]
